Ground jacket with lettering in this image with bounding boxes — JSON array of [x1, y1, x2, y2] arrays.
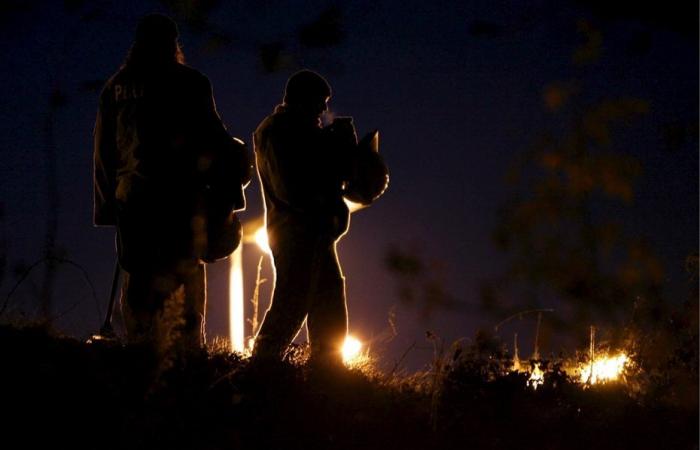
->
[[94, 62, 251, 269], [93, 62, 241, 226]]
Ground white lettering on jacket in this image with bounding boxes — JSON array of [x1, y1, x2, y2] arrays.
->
[[114, 84, 145, 102]]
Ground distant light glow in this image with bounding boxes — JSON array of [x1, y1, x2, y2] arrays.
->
[[229, 247, 245, 353], [342, 335, 363, 364], [254, 226, 271, 254]]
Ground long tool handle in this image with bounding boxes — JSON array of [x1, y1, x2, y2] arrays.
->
[[99, 259, 120, 336]]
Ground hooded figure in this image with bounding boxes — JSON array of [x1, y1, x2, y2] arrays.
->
[[93, 14, 250, 349], [253, 70, 387, 365]]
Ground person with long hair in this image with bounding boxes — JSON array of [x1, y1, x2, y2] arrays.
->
[[93, 14, 249, 352]]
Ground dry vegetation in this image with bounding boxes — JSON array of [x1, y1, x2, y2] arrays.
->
[[0, 319, 696, 450]]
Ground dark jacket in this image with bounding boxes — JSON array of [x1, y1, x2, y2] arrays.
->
[[254, 105, 352, 245], [94, 62, 248, 269]]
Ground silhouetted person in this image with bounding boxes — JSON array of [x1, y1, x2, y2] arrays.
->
[[93, 14, 249, 350], [253, 70, 388, 365]]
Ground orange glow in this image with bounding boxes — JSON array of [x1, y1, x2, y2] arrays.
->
[[254, 226, 271, 254], [342, 335, 363, 365], [229, 247, 245, 353], [577, 352, 630, 385]]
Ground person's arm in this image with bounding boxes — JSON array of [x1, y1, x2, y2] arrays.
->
[[93, 86, 117, 226]]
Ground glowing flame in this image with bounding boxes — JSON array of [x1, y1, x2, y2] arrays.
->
[[254, 226, 271, 254], [512, 356, 522, 372], [578, 352, 629, 385], [342, 335, 363, 365], [527, 363, 545, 390], [229, 247, 245, 353]]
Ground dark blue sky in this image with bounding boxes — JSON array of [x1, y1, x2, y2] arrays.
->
[[0, 0, 697, 369]]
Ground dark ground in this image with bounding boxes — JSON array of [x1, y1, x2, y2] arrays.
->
[[1, 323, 697, 450]]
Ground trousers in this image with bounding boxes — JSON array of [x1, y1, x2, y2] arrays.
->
[[253, 232, 347, 362], [120, 260, 206, 349]]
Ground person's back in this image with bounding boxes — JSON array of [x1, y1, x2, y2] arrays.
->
[[94, 14, 248, 350], [106, 63, 214, 194], [98, 63, 227, 264], [254, 103, 350, 247]]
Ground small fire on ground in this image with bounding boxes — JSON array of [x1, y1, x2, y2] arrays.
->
[[517, 351, 632, 390], [575, 352, 630, 385], [527, 363, 545, 389], [512, 325, 633, 390]]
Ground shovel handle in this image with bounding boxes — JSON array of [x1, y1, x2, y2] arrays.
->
[[99, 259, 120, 336]]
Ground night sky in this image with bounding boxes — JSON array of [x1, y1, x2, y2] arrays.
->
[[0, 1, 697, 370]]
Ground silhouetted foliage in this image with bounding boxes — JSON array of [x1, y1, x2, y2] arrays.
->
[[486, 96, 663, 336], [384, 245, 462, 320], [621, 253, 699, 410], [202, 30, 233, 53], [255, 6, 347, 73], [482, 16, 671, 342], [259, 42, 291, 73], [298, 6, 344, 48], [385, 244, 423, 276], [158, 0, 222, 31]]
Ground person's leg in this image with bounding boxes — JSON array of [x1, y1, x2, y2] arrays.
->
[[180, 261, 206, 349], [122, 266, 189, 349], [120, 270, 160, 343], [253, 239, 316, 361], [307, 241, 348, 364], [144, 260, 207, 355]]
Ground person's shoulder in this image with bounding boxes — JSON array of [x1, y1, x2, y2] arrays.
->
[[255, 108, 287, 137], [175, 64, 211, 88], [104, 71, 119, 87], [254, 114, 275, 138], [98, 70, 124, 103]]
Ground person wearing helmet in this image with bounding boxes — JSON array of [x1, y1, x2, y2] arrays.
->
[[93, 14, 250, 351], [252, 70, 387, 365]]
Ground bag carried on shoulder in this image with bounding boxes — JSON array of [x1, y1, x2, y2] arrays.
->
[[343, 130, 389, 206], [196, 135, 252, 263]]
